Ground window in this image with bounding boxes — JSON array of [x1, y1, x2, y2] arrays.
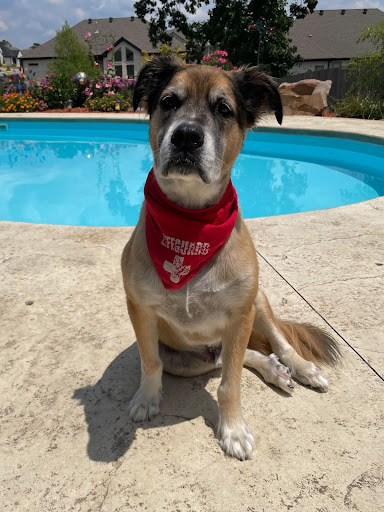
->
[[29, 63, 38, 67], [329, 61, 342, 69], [125, 48, 133, 61], [112, 44, 135, 78]]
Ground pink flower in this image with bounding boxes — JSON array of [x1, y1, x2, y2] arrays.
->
[[218, 66, 222, 70], [107, 61, 111, 67], [94, 61, 99, 66], [85, 32, 91, 41], [232, 66, 238, 70], [95, 84, 101, 89], [107, 91, 115, 95]]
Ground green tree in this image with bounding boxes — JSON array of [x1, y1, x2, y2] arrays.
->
[[0, 40, 12, 47], [133, 0, 317, 76], [48, 21, 96, 79], [334, 21, 384, 119], [30, 42, 41, 49]]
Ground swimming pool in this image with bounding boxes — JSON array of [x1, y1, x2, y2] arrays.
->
[[1, 119, 384, 226]]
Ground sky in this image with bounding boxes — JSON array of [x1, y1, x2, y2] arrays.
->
[[1, 0, 384, 50]]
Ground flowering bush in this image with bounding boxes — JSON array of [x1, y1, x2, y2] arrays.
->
[[28, 73, 78, 109], [201, 50, 238, 71], [85, 93, 132, 112], [0, 93, 39, 113], [80, 75, 136, 103]]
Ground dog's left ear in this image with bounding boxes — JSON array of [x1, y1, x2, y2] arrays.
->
[[232, 67, 283, 127], [133, 56, 186, 115]]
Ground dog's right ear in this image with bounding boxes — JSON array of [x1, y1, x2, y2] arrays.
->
[[133, 56, 186, 115]]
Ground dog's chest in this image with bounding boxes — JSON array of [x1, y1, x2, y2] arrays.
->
[[137, 263, 247, 338]]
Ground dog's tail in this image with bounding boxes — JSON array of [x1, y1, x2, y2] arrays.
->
[[249, 320, 341, 367], [275, 319, 341, 366]]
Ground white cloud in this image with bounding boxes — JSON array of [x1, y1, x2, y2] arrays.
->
[[74, 7, 86, 19], [0, 18, 8, 31]]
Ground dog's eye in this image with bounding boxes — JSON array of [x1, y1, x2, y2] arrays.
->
[[217, 101, 233, 118], [160, 95, 180, 111]]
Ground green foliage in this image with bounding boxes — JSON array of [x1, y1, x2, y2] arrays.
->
[[28, 73, 78, 109], [48, 21, 96, 80], [333, 96, 384, 120], [30, 43, 41, 49], [335, 21, 384, 119], [0, 40, 12, 47], [141, 43, 187, 66], [133, 0, 317, 76], [85, 93, 132, 111]]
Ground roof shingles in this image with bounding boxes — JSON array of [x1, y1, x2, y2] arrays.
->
[[289, 8, 384, 60], [21, 17, 184, 59]]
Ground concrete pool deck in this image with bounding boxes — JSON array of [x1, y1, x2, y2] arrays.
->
[[1, 115, 383, 512]]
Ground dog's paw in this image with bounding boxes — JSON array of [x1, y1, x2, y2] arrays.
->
[[264, 354, 294, 394], [217, 419, 254, 461], [291, 360, 328, 392], [128, 389, 160, 422]]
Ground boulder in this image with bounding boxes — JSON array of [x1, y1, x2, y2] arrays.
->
[[279, 79, 332, 116]]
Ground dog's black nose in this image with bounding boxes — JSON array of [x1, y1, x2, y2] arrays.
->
[[171, 122, 204, 152]]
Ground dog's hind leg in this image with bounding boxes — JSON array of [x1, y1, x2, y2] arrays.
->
[[253, 291, 340, 391]]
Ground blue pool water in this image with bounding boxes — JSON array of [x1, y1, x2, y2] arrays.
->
[[1, 120, 384, 226]]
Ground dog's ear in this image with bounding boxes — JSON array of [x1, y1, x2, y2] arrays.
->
[[133, 56, 186, 115], [232, 67, 283, 127]]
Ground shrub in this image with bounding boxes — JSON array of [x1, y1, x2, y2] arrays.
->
[[28, 73, 78, 109], [81, 76, 136, 102], [141, 44, 186, 67], [85, 93, 132, 111], [336, 21, 384, 119], [201, 50, 237, 71], [0, 93, 39, 113], [333, 96, 384, 120]]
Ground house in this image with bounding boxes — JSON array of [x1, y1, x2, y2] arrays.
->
[[289, 8, 384, 74], [0, 44, 22, 68], [20, 17, 186, 79]]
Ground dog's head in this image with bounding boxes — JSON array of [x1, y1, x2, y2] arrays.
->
[[133, 56, 282, 191]]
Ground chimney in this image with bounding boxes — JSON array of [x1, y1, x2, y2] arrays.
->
[[319, 10, 324, 15], [363, 9, 368, 14], [109, 17, 113, 22], [88, 18, 92, 24], [131, 16, 134, 22], [341, 9, 346, 15]]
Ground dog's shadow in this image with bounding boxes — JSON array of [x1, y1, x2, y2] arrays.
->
[[72, 343, 219, 462]]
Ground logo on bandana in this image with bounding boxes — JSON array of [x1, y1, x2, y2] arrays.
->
[[163, 255, 191, 284]]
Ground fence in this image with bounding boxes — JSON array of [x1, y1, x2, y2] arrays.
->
[[278, 68, 353, 103]]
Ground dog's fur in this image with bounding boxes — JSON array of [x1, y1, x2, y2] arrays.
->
[[121, 57, 340, 460]]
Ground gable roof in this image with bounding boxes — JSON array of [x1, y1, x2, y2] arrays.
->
[[21, 17, 186, 59], [289, 8, 384, 60], [0, 44, 20, 58]]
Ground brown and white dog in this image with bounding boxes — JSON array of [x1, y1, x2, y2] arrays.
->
[[121, 57, 340, 460]]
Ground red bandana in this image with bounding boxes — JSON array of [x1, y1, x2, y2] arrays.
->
[[144, 169, 238, 290]]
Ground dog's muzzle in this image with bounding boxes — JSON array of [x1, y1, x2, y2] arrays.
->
[[163, 121, 208, 181]]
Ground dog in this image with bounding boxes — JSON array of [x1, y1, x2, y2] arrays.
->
[[121, 56, 340, 460]]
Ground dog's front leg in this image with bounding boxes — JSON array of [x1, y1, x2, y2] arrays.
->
[[127, 299, 162, 422], [217, 305, 255, 460]]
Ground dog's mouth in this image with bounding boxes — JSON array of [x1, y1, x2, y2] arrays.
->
[[162, 155, 209, 183]]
